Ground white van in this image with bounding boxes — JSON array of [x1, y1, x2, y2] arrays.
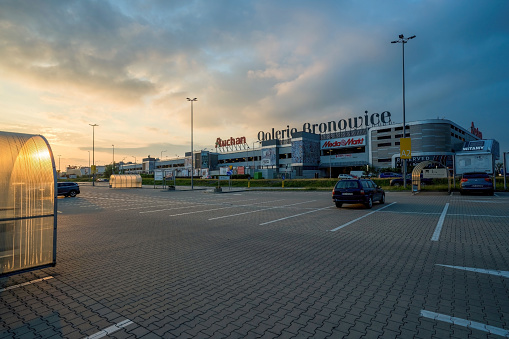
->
[[338, 174, 354, 179]]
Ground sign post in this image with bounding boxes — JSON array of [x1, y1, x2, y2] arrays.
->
[[504, 151, 507, 190], [400, 138, 411, 188]]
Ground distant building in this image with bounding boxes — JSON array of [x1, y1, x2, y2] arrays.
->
[[120, 118, 496, 179]]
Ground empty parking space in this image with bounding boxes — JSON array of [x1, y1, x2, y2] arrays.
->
[[2, 187, 509, 338]]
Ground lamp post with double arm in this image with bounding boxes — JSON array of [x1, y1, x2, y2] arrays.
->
[[391, 34, 416, 188]]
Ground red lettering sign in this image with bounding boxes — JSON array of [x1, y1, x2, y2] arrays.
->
[[322, 137, 365, 149], [215, 136, 247, 148], [470, 122, 483, 139]]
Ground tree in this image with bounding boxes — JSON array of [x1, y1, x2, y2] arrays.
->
[[495, 162, 503, 175], [103, 164, 119, 178]]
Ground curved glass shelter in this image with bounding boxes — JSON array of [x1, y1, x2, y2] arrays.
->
[[0, 131, 57, 276], [109, 174, 142, 188]]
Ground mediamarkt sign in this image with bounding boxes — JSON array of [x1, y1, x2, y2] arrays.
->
[[257, 111, 391, 141], [321, 136, 366, 149]]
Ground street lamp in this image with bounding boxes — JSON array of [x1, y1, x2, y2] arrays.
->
[[329, 150, 332, 178], [89, 124, 99, 186], [391, 34, 415, 188], [251, 140, 261, 176], [187, 98, 197, 190], [88, 151, 90, 178], [112, 144, 115, 175]]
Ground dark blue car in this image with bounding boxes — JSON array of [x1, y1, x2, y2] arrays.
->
[[332, 179, 385, 209], [378, 172, 402, 178], [57, 182, 80, 197], [460, 173, 494, 195]]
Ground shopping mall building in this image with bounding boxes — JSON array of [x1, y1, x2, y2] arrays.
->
[[122, 112, 498, 179]]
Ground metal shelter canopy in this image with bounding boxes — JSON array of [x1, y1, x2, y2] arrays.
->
[[109, 174, 142, 188], [412, 160, 451, 193], [0, 131, 57, 276]]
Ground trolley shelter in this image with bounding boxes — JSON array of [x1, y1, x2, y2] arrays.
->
[[109, 174, 142, 188], [0, 131, 57, 276]]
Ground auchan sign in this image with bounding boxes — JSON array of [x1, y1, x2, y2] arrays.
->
[[321, 136, 366, 149]]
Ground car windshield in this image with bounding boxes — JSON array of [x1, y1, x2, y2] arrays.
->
[[335, 180, 359, 189]]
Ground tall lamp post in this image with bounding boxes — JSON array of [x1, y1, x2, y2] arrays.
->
[[89, 124, 99, 186], [88, 151, 91, 178], [251, 140, 261, 177], [187, 98, 197, 190], [391, 34, 415, 188], [112, 144, 115, 175]]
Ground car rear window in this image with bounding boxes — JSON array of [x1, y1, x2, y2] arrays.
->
[[336, 180, 359, 189], [463, 173, 489, 179]]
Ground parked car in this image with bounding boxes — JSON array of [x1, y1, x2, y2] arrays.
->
[[390, 175, 434, 187], [332, 179, 385, 209], [460, 172, 494, 195], [57, 182, 80, 197], [379, 172, 402, 178], [338, 174, 355, 179]]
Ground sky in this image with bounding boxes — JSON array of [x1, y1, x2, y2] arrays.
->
[[1, 0, 508, 169]]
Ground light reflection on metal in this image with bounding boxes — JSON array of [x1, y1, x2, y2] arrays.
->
[[0, 131, 57, 276]]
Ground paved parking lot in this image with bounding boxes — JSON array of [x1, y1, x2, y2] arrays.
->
[[1, 186, 509, 338]]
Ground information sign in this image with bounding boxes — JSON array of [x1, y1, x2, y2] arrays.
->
[[423, 168, 447, 178], [400, 138, 411, 159]]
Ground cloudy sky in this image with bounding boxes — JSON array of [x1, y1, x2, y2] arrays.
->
[[1, 0, 508, 168]]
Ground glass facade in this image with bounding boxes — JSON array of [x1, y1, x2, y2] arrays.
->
[[0, 131, 57, 275]]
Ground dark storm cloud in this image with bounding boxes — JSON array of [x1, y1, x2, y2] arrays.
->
[[0, 0, 508, 155]]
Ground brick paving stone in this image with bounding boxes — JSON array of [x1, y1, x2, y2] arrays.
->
[[2, 190, 508, 338]]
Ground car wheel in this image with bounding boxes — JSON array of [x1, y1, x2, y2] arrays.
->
[[393, 182, 400, 187], [379, 193, 385, 204], [365, 197, 373, 209], [335, 202, 342, 208], [68, 190, 77, 197]]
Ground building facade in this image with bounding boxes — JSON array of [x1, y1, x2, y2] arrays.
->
[[119, 118, 494, 179]]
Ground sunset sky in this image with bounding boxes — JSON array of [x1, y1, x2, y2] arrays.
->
[[1, 1, 508, 168]]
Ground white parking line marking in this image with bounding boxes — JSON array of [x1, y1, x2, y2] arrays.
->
[[431, 203, 449, 241], [378, 211, 441, 215], [169, 199, 287, 217], [420, 310, 509, 337], [329, 203, 397, 232], [448, 213, 509, 218], [209, 201, 318, 221], [140, 204, 207, 214], [84, 319, 134, 339], [0, 276, 53, 292], [437, 264, 509, 278], [462, 200, 505, 203], [260, 206, 333, 225]]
